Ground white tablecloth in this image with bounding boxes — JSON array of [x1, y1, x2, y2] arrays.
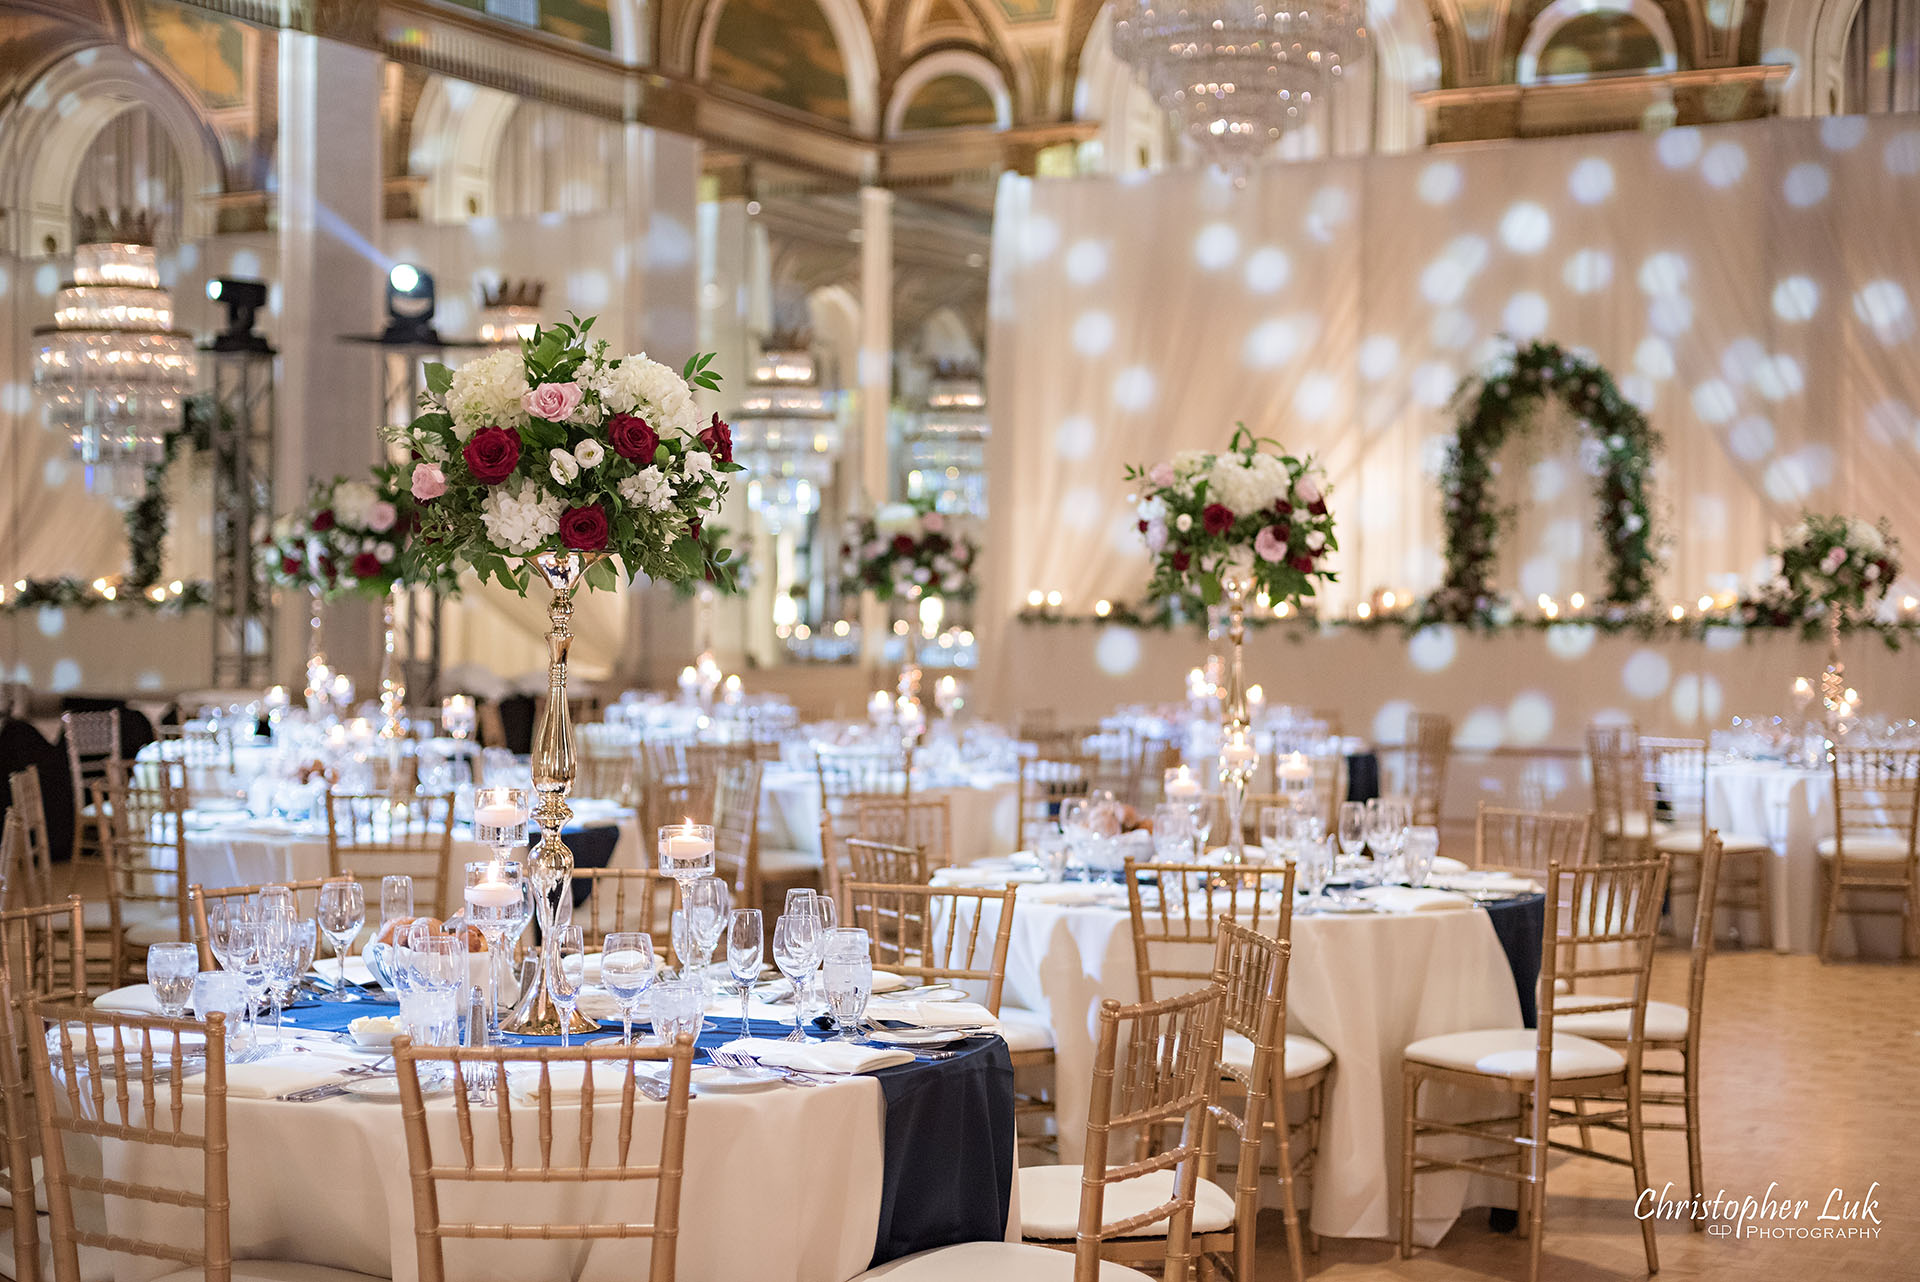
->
[[934, 873, 1525, 1246], [759, 766, 1020, 866], [1708, 760, 1903, 957], [177, 801, 643, 919]]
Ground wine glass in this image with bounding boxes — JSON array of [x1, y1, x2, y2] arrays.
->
[[1257, 807, 1290, 865], [147, 943, 198, 1018], [265, 917, 313, 1035], [1403, 825, 1441, 888], [1186, 796, 1215, 860], [683, 878, 728, 1021], [727, 909, 763, 1031], [771, 915, 815, 1042], [381, 875, 414, 926], [544, 925, 586, 1048], [1153, 803, 1195, 863], [600, 932, 657, 1047], [230, 920, 273, 1045], [821, 926, 873, 1042], [255, 885, 296, 923], [316, 880, 365, 1002], [1337, 801, 1367, 865], [670, 909, 696, 979], [1296, 836, 1332, 912], [1367, 797, 1410, 882], [205, 902, 244, 974]]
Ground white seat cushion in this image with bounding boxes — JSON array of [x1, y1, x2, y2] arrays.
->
[[1601, 813, 1669, 840], [125, 915, 190, 948], [1221, 1031, 1333, 1080], [0, 1155, 47, 1212], [1552, 994, 1690, 1042], [1816, 835, 1913, 863], [997, 1005, 1055, 1053], [0, 1212, 114, 1281], [152, 1263, 386, 1282], [1403, 1027, 1624, 1079], [853, 1241, 1155, 1280], [1655, 829, 1771, 856], [1018, 1163, 1236, 1239]]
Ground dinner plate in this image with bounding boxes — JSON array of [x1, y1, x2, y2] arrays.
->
[[867, 1026, 973, 1047], [690, 1065, 783, 1093]]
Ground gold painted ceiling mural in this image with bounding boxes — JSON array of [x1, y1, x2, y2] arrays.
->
[[709, 0, 852, 122], [132, 0, 248, 110]]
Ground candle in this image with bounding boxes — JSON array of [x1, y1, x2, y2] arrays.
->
[[475, 803, 524, 828], [664, 830, 713, 860], [265, 685, 288, 710], [465, 869, 520, 909], [1277, 752, 1313, 783], [722, 674, 743, 705], [869, 690, 893, 721], [1166, 766, 1202, 799]]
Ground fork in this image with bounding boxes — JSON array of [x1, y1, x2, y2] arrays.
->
[[709, 1048, 820, 1086]]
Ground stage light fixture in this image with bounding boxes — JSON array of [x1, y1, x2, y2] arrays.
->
[[382, 262, 439, 345], [206, 277, 271, 353]]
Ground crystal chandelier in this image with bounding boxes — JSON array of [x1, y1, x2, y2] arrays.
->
[[902, 361, 989, 519], [1110, 0, 1368, 165], [732, 337, 841, 534], [34, 210, 195, 506]]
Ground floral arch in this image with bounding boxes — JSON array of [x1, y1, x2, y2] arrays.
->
[[1431, 340, 1662, 621]]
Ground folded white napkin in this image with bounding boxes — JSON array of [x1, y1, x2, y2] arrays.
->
[[575, 989, 632, 1023], [719, 1037, 912, 1075], [1362, 886, 1474, 914], [870, 969, 908, 994], [95, 984, 163, 1014], [1431, 856, 1470, 875], [1025, 885, 1127, 907], [866, 999, 998, 1030], [1432, 873, 1542, 897]]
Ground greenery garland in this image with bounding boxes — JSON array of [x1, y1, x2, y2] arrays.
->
[[1432, 340, 1661, 623]]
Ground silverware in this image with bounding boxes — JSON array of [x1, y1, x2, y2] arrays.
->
[[708, 1048, 820, 1086]]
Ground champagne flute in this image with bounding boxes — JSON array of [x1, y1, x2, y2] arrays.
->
[[771, 915, 814, 1042], [727, 909, 763, 1031], [316, 880, 365, 1002], [600, 932, 656, 1047], [545, 925, 586, 1048]]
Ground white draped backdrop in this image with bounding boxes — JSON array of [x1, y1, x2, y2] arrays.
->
[[984, 115, 1920, 623]]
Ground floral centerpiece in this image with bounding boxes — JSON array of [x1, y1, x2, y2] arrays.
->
[[265, 470, 422, 600], [842, 498, 977, 603], [1126, 425, 1338, 608], [1773, 514, 1900, 616], [388, 315, 737, 1038], [390, 315, 739, 593]]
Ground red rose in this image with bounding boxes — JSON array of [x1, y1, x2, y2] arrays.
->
[[1137, 519, 1149, 533], [311, 509, 335, 532], [891, 534, 916, 557], [352, 552, 382, 578], [317, 555, 335, 580], [688, 517, 703, 538], [280, 555, 300, 576], [1172, 551, 1191, 572], [1308, 497, 1328, 516], [1272, 500, 1293, 518], [1288, 554, 1313, 572], [608, 413, 659, 463], [1202, 504, 1235, 536], [699, 413, 733, 464], [559, 504, 609, 552], [463, 426, 522, 485]]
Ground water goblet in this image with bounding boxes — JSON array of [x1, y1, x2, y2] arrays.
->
[[649, 977, 702, 1046], [1403, 825, 1441, 888], [147, 942, 198, 1018], [1153, 804, 1196, 864], [727, 909, 763, 1031], [821, 927, 873, 1042], [400, 924, 468, 1047], [600, 932, 657, 1047], [316, 880, 365, 1002], [191, 971, 252, 1058]]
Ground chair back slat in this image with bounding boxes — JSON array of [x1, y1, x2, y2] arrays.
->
[[572, 869, 682, 959], [814, 742, 913, 832], [1474, 804, 1591, 875], [1125, 859, 1294, 1001], [845, 882, 1015, 1012], [395, 1036, 696, 1282], [1208, 911, 1290, 1263], [28, 1001, 230, 1280], [1828, 746, 1920, 861], [711, 760, 764, 898], [98, 759, 193, 943], [4, 773, 55, 908], [188, 875, 355, 971], [1016, 754, 1096, 851], [851, 797, 953, 868], [325, 792, 456, 918], [845, 838, 932, 887], [1540, 857, 1670, 1038], [1640, 737, 1708, 841], [1404, 712, 1452, 828]]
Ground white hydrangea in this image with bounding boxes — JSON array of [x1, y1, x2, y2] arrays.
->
[[616, 466, 675, 514], [873, 502, 919, 535], [587, 355, 702, 436], [680, 450, 715, 487], [331, 481, 379, 529], [445, 350, 530, 439], [1204, 453, 1290, 516], [480, 480, 563, 556]]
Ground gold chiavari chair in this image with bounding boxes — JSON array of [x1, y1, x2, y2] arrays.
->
[[187, 875, 355, 972], [94, 759, 195, 986], [5, 771, 55, 909], [0, 813, 22, 914], [30, 1002, 384, 1282], [1014, 709, 1059, 742], [815, 742, 913, 831], [574, 724, 642, 807], [1015, 754, 1096, 852], [1399, 856, 1670, 1282], [393, 1035, 697, 1282], [1587, 721, 1657, 861], [1403, 711, 1453, 829], [59, 710, 122, 866], [1082, 729, 1148, 808], [852, 796, 954, 869], [1641, 736, 1773, 947], [845, 839, 933, 888], [714, 759, 809, 915], [324, 792, 457, 919], [1819, 745, 1920, 962], [2, 903, 86, 1282], [846, 882, 1016, 1009], [572, 869, 682, 960], [1015, 985, 1227, 1274], [1205, 917, 1289, 1282], [1555, 832, 1724, 1225], [643, 738, 699, 833], [1473, 803, 1592, 876]]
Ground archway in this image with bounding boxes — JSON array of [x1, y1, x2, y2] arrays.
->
[[886, 50, 1011, 133], [1431, 341, 1662, 621], [0, 44, 223, 256], [694, 0, 880, 134], [409, 77, 521, 223], [1516, 0, 1680, 84]]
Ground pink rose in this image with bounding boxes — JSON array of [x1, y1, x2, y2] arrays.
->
[[1254, 526, 1289, 562], [1294, 475, 1325, 515], [366, 501, 397, 533], [1149, 463, 1175, 488], [522, 381, 584, 422], [410, 463, 447, 501], [921, 512, 945, 534]]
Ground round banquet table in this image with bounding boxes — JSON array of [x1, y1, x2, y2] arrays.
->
[[933, 871, 1538, 1247], [758, 764, 1020, 866], [75, 999, 1017, 1282], [1707, 759, 1905, 957]]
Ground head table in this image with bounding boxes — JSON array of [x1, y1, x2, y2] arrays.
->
[[933, 861, 1546, 1248], [83, 987, 1016, 1282]]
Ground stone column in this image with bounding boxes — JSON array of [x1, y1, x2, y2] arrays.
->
[[275, 31, 383, 684], [856, 185, 894, 673]]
